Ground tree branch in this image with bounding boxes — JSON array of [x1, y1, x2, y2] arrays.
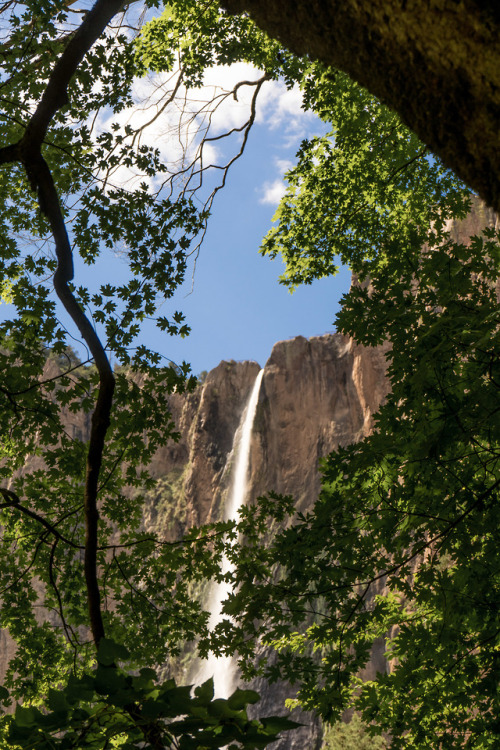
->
[[27, 153, 114, 647], [219, 0, 500, 213], [0, 0, 131, 649], [0, 487, 84, 550], [20, 0, 127, 152]]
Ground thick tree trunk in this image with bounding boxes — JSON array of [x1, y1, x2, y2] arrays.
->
[[220, 0, 500, 213]]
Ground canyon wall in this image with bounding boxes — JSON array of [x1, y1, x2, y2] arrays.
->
[[143, 332, 390, 750], [142, 198, 499, 749], [145, 334, 389, 535], [149, 196, 498, 537], [1, 200, 494, 747]]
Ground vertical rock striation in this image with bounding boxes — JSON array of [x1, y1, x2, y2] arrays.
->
[[145, 333, 390, 540], [144, 360, 261, 534], [144, 332, 391, 750], [248, 334, 389, 512]]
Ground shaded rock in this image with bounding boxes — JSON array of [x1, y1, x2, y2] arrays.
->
[[145, 333, 390, 750]]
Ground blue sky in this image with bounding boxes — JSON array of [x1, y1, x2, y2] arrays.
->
[[155, 131, 351, 374], [112, 65, 351, 374], [3, 61, 351, 376]]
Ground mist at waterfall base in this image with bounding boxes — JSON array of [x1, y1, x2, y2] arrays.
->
[[195, 369, 265, 698]]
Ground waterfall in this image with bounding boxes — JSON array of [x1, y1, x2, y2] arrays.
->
[[196, 368, 264, 698]]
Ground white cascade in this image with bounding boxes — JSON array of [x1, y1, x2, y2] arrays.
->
[[196, 368, 264, 698]]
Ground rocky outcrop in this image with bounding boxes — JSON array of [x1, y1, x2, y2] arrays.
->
[[144, 189, 497, 741], [1, 199, 496, 746], [220, 0, 500, 215], [145, 360, 261, 532], [145, 333, 389, 537], [248, 334, 388, 512], [143, 332, 390, 750]]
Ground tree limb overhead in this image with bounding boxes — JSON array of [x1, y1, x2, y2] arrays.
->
[[219, 0, 500, 213]]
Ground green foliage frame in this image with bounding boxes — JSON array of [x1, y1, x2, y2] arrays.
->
[[0, 1, 498, 748]]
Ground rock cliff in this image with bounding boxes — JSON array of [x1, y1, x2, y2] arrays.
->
[[143, 332, 390, 749], [147, 198, 498, 541], [145, 333, 389, 535], [2, 200, 494, 747], [141, 198, 499, 749]]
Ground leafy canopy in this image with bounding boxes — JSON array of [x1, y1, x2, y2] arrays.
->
[[141, 5, 500, 746], [225, 50, 500, 750], [0, 0, 499, 748], [0, 1, 307, 746]]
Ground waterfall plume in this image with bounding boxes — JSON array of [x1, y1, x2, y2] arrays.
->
[[195, 368, 264, 698]]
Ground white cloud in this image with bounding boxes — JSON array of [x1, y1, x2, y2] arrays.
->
[[275, 158, 294, 174], [199, 63, 314, 138], [256, 80, 316, 143], [90, 62, 318, 196], [200, 62, 264, 133], [259, 178, 287, 206], [258, 156, 296, 206]]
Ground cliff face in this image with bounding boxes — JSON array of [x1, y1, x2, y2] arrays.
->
[[144, 333, 389, 541], [142, 332, 390, 750], [2, 199, 491, 746], [249, 334, 388, 510], [144, 360, 262, 533], [143, 196, 498, 747], [141, 197, 500, 546]]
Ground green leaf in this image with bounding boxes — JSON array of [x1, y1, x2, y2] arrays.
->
[[14, 705, 38, 727], [194, 678, 214, 704], [94, 665, 127, 696], [96, 638, 130, 666], [47, 688, 70, 713], [261, 716, 302, 733], [227, 688, 260, 710]]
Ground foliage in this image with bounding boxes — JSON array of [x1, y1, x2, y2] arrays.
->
[[260, 69, 469, 286], [0, 0, 498, 748], [134, 0, 307, 87], [321, 713, 386, 750], [1, 638, 298, 749], [158, 10, 499, 747], [226, 86, 500, 750], [0, 1, 305, 746]]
